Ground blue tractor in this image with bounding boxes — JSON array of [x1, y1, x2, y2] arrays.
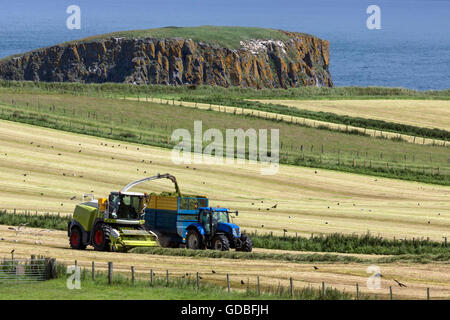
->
[[132, 173, 253, 252], [183, 207, 252, 252]]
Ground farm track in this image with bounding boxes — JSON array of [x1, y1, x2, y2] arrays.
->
[[125, 97, 448, 146], [0, 225, 449, 300]]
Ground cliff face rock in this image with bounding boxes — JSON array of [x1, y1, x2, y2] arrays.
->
[[0, 31, 333, 88]]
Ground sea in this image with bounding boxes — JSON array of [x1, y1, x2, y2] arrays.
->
[[0, 0, 449, 90]]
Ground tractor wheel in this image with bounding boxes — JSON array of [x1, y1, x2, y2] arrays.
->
[[237, 234, 253, 252], [212, 235, 230, 251], [69, 227, 86, 250], [186, 229, 203, 250], [92, 224, 112, 251]]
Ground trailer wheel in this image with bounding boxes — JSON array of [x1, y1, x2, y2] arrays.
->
[[237, 234, 252, 252], [69, 227, 86, 250], [213, 235, 230, 251], [92, 224, 111, 251], [186, 229, 203, 250]]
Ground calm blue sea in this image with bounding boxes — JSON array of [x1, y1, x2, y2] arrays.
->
[[0, 0, 449, 90]]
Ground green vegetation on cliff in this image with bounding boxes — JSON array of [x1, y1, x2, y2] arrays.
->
[[70, 26, 297, 49]]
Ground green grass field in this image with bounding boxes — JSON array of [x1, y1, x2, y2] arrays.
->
[[0, 266, 353, 300]]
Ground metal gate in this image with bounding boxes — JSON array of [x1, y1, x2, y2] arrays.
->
[[0, 258, 48, 282]]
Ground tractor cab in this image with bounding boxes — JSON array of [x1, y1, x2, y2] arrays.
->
[[199, 207, 233, 236], [108, 192, 147, 220], [197, 207, 242, 241]]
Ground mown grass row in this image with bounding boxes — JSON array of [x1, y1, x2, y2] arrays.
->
[[2, 80, 450, 141], [250, 232, 450, 255], [1, 211, 448, 259], [130, 247, 365, 263], [0, 210, 70, 230]]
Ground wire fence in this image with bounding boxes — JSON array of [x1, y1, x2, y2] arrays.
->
[[0, 256, 54, 282]]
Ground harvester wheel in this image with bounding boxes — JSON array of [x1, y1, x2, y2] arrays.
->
[[69, 227, 86, 250], [237, 234, 253, 252], [92, 224, 112, 251], [186, 229, 203, 250], [212, 235, 230, 251]]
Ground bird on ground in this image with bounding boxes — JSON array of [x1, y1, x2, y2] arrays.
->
[[394, 279, 407, 287], [313, 266, 319, 270], [212, 270, 216, 274], [271, 204, 278, 209], [251, 203, 254, 205], [241, 280, 245, 285], [266, 208, 270, 211], [283, 229, 287, 233], [11, 249, 14, 254], [261, 225, 264, 228], [8, 224, 28, 236], [70, 196, 77, 200]]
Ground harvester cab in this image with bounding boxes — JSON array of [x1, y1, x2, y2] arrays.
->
[[68, 187, 159, 252]]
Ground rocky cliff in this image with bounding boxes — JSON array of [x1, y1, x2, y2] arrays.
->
[[0, 30, 333, 88]]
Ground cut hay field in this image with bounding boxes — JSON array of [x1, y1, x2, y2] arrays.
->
[[0, 225, 449, 300], [0, 119, 449, 242], [253, 99, 450, 132], [0, 91, 449, 185]]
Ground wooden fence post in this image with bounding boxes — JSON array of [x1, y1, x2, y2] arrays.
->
[[166, 270, 169, 286], [92, 261, 95, 281], [390, 286, 393, 300], [356, 283, 359, 300], [322, 281, 325, 298], [290, 278, 294, 299], [227, 274, 230, 293], [108, 262, 113, 285], [427, 288, 430, 300], [257, 276, 261, 296], [196, 272, 200, 291], [150, 269, 153, 286], [131, 266, 135, 285]]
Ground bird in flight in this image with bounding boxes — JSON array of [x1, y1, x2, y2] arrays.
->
[[394, 279, 407, 287]]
